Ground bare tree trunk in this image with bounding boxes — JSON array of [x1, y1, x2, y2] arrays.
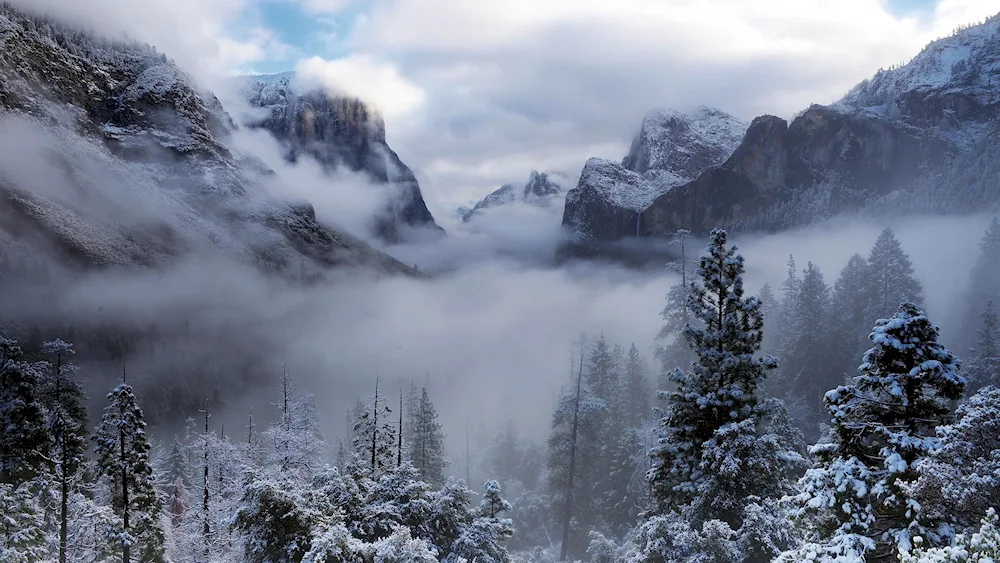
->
[[397, 392, 403, 468], [372, 377, 380, 472]]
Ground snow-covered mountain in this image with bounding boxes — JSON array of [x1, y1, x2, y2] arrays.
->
[[562, 107, 747, 242], [238, 72, 444, 243], [462, 170, 568, 222], [0, 5, 416, 275], [565, 13, 1000, 245]]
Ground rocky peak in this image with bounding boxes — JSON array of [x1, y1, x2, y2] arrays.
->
[[622, 106, 747, 185], [523, 170, 562, 200], [462, 170, 566, 222], [240, 73, 443, 243], [562, 106, 745, 243]]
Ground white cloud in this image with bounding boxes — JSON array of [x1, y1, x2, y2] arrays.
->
[[295, 54, 427, 118], [335, 0, 1000, 207]]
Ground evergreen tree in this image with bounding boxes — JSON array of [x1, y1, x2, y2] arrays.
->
[[0, 481, 49, 562], [657, 230, 697, 374], [910, 385, 1000, 537], [352, 379, 397, 477], [484, 420, 524, 488], [866, 227, 923, 321], [621, 343, 652, 429], [783, 303, 964, 562], [585, 334, 619, 408], [781, 262, 834, 432], [966, 299, 1000, 390], [548, 338, 606, 560], [758, 283, 778, 354], [447, 480, 514, 563], [772, 254, 801, 363], [0, 333, 49, 485], [649, 229, 804, 529], [39, 339, 88, 563], [410, 387, 447, 486], [960, 217, 1000, 350], [93, 382, 166, 563], [830, 253, 873, 380]]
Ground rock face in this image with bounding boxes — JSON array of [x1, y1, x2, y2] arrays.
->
[[563, 107, 746, 242], [0, 5, 417, 276], [567, 14, 1000, 242], [240, 73, 443, 243], [462, 170, 567, 222]]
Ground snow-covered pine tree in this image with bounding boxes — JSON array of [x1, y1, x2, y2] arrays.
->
[[966, 300, 1000, 390], [0, 480, 49, 562], [93, 382, 166, 563], [830, 253, 873, 380], [780, 262, 835, 434], [866, 228, 923, 322], [163, 436, 189, 498], [621, 343, 652, 429], [262, 367, 325, 482], [446, 480, 514, 563], [39, 339, 88, 563], [656, 229, 697, 375], [910, 385, 1000, 537], [0, 332, 50, 485], [352, 378, 397, 477], [782, 303, 964, 562], [411, 387, 447, 486], [649, 229, 804, 530]]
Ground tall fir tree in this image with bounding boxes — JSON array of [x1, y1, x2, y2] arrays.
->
[[39, 339, 88, 563], [410, 387, 447, 485], [93, 382, 166, 563], [0, 332, 50, 485], [621, 343, 652, 429], [657, 230, 698, 375], [758, 283, 778, 354], [772, 254, 801, 363], [649, 229, 804, 530], [780, 262, 834, 432], [866, 227, 923, 322], [967, 299, 1000, 390], [830, 253, 873, 380], [783, 303, 965, 562]]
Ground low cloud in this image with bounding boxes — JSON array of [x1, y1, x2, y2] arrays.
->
[[296, 54, 427, 119]]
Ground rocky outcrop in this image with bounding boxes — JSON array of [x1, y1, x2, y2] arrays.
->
[[562, 107, 746, 243], [567, 14, 1000, 243], [640, 105, 949, 236], [462, 170, 566, 222], [241, 73, 443, 243], [0, 5, 417, 276]]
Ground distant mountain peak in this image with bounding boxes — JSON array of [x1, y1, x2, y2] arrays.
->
[[462, 170, 568, 222]]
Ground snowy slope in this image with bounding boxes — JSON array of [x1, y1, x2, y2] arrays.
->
[[0, 5, 417, 275], [840, 15, 1000, 114]]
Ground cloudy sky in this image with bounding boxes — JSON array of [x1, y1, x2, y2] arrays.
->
[[21, 0, 1000, 216]]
